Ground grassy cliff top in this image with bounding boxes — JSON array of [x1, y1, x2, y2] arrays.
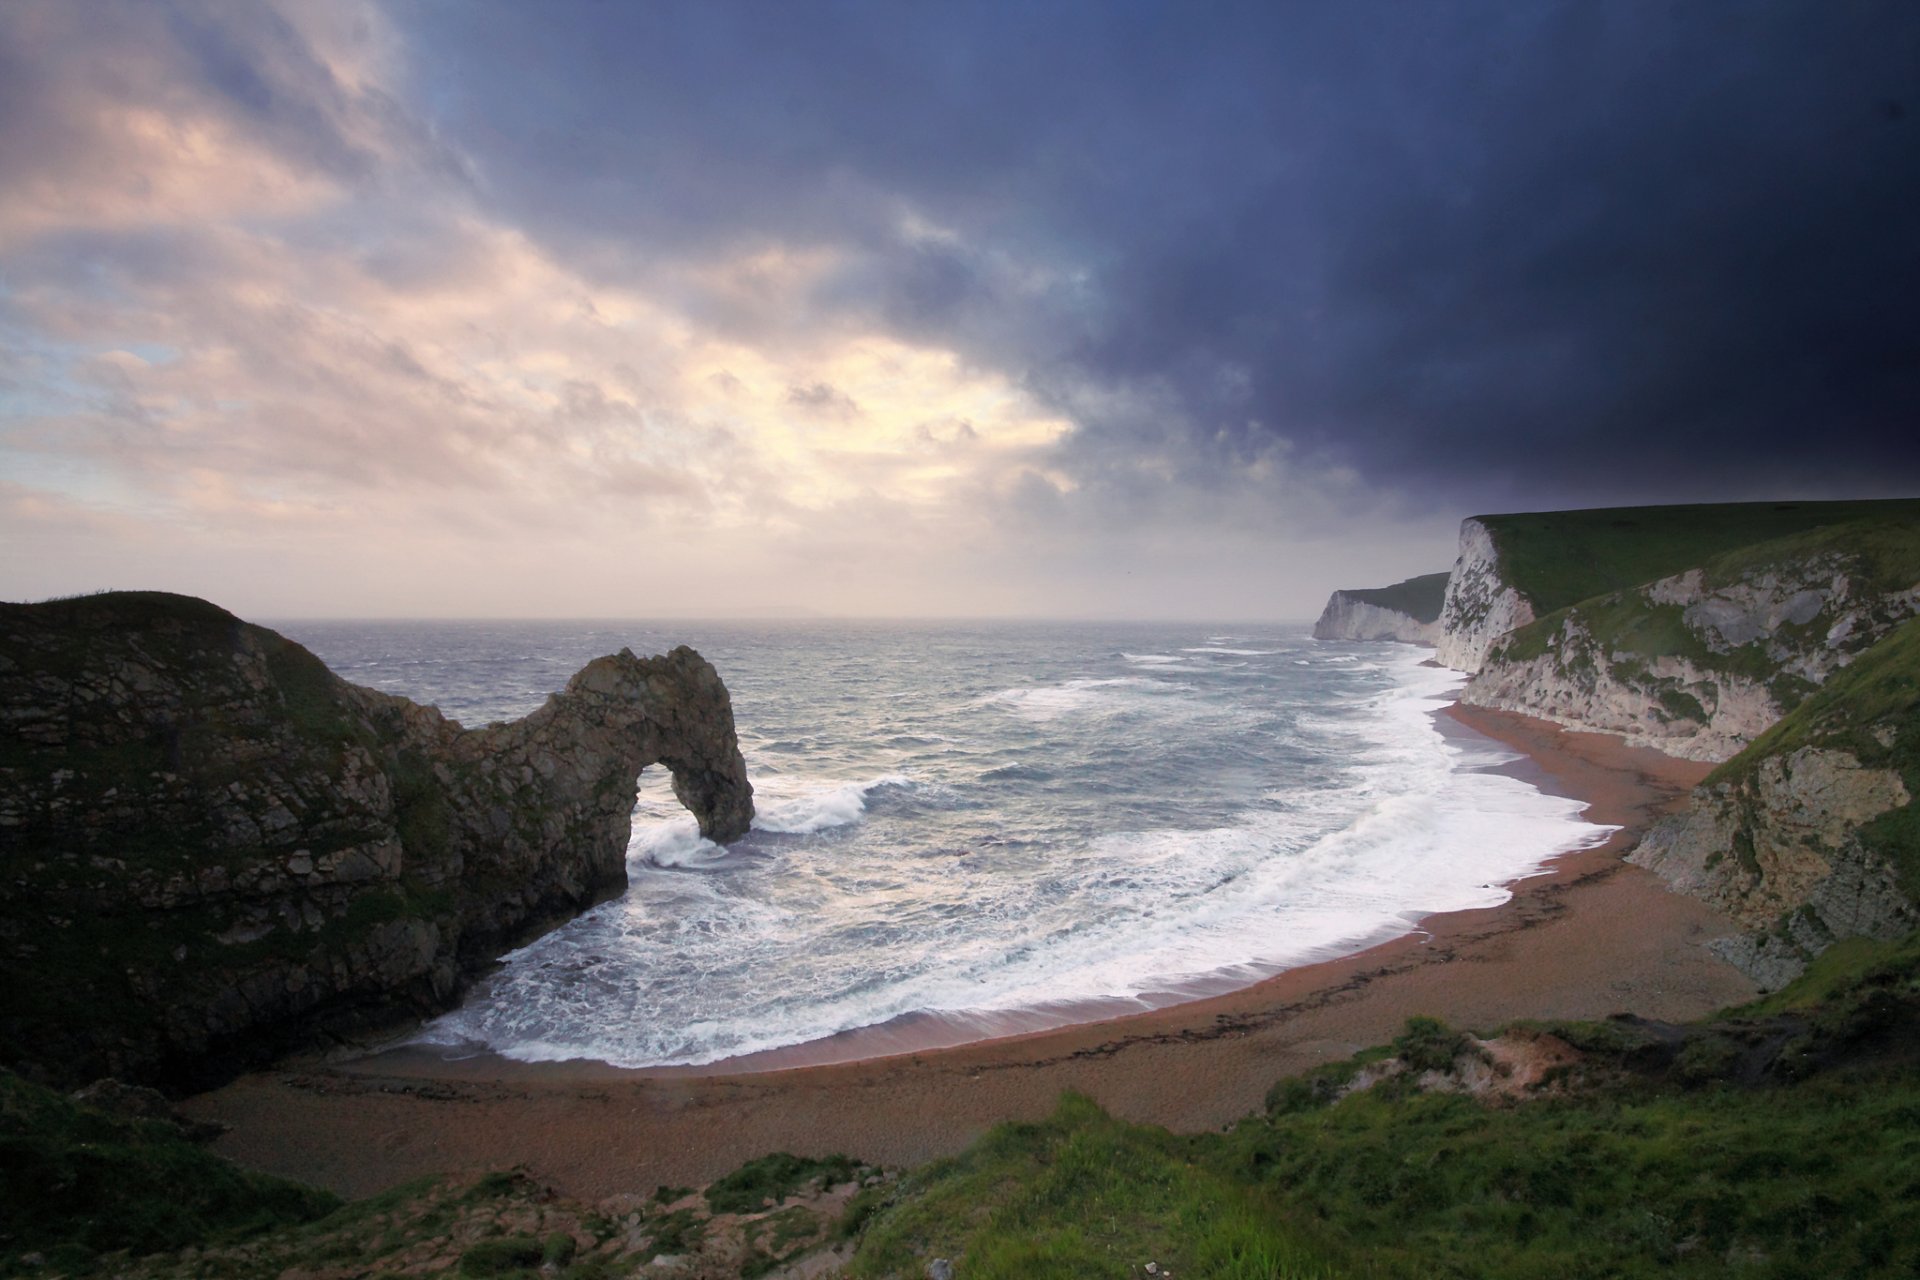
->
[[1333, 571, 1451, 622], [1479, 498, 1920, 616], [3, 591, 240, 625]]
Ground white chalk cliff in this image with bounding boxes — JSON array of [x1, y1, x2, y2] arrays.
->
[[1311, 571, 1450, 644], [1434, 519, 1535, 673]]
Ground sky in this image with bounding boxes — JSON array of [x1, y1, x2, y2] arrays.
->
[[1, 0, 1915, 620]]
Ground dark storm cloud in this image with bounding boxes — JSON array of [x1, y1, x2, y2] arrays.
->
[[116, 2, 1920, 504], [399, 0, 1920, 504]]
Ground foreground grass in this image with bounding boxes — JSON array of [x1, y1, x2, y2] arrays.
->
[[845, 933, 1920, 1279], [11, 932, 1919, 1277], [847, 1092, 1338, 1280], [1223, 1069, 1919, 1277], [0, 1071, 338, 1273]]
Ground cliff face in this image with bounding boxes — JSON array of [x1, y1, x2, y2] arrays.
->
[[1630, 747, 1913, 988], [1458, 529, 1920, 762], [1626, 618, 1920, 987], [1313, 598, 1439, 644], [1435, 519, 1536, 672], [0, 593, 753, 1089], [1312, 572, 1449, 644]]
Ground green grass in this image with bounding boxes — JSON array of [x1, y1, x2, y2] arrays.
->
[[704, 1151, 860, 1215], [1335, 572, 1451, 623], [840, 943, 1920, 1279], [1710, 616, 1920, 783], [1729, 931, 1920, 1019], [0, 1068, 338, 1270], [1220, 1068, 1920, 1277], [1478, 498, 1920, 616], [457, 1235, 545, 1275], [846, 1093, 1340, 1280]]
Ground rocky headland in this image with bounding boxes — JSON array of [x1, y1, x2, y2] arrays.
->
[[1310, 571, 1449, 644], [0, 592, 753, 1091]]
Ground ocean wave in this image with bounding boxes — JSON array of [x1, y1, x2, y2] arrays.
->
[[412, 631, 1616, 1071], [978, 676, 1189, 721], [752, 774, 913, 833], [1180, 646, 1281, 656]]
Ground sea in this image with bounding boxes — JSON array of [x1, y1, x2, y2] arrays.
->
[[273, 620, 1610, 1071]]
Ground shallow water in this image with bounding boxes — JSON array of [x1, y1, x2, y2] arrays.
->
[[276, 619, 1608, 1068]]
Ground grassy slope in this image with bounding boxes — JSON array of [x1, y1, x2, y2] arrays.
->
[[0, 1070, 339, 1271], [1336, 572, 1451, 624], [846, 933, 1920, 1280], [1479, 498, 1920, 617]]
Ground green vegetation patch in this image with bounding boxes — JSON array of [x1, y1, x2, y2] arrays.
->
[[1338, 571, 1451, 623], [843, 941, 1920, 1279], [846, 1093, 1338, 1279], [705, 1151, 860, 1215], [1390, 1015, 1476, 1073], [1478, 498, 1920, 616], [0, 1069, 338, 1269], [458, 1234, 545, 1275]]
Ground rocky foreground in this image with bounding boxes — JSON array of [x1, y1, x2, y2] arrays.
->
[[0, 592, 753, 1091]]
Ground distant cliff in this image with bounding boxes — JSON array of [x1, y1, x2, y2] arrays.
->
[[0, 592, 754, 1089], [1312, 572, 1449, 644]]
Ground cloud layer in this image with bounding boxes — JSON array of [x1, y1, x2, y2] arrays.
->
[[3, 1, 1914, 617]]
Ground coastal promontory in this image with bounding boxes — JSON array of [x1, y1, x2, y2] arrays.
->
[[1311, 571, 1450, 644], [0, 592, 754, 1090]]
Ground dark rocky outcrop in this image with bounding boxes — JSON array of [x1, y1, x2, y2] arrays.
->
[[0, 592, 753, 1090]]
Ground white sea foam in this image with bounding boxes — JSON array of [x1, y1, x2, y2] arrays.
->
[[978, 676, 1188, 721], [1180, 646, 1280, 656], [752, 774, 911, 833], [414, 641, 1613, 1070]]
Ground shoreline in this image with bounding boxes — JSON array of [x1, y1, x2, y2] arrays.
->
[[184, 700, 1756, 1201], [347, 693, 1610, 1081]]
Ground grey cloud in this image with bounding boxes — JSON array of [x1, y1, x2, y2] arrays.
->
[[786, 382, 862, 418]]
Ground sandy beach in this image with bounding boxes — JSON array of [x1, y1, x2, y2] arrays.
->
[[183, 703, 1757, 1201]]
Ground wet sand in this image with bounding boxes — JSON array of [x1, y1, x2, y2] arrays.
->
[[183, 704, 1756, 1201]]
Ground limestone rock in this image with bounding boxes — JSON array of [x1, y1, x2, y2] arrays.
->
[[0, 592, 753, 1089], [1436, 518, 1535, 673], [1312, 572, 1449, 644], [1461, 551, 1920, 762], [1630, 747, 1914, 986]]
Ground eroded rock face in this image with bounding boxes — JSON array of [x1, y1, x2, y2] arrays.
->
[[0, 592, 753, 1089], [1436, 518, 1535, 673], [1462, 555, 1920, 762], [1630, 747, 1914, 987]]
